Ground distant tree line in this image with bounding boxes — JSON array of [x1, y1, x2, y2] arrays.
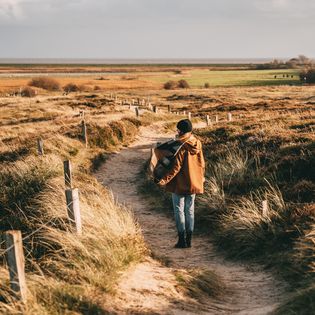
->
[[255, 55, 314, 70], [254, 55, 315, 83]]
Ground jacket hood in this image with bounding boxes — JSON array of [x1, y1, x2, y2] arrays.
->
[[178, 133, 201, 155]]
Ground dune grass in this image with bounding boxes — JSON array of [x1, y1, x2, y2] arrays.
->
[[0, 86, 196, 313], [0, 158, 147, 313], [0, 95, 160, 313], [194, 112, 314, 313], [138, 85, 314, 313], [0, 81, 314, 313], [175, 269, 225, 302]]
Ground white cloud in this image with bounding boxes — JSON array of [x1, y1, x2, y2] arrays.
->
[[0, 0, 24, 19]]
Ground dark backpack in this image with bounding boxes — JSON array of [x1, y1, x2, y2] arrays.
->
[[153, 139, 188, 180]]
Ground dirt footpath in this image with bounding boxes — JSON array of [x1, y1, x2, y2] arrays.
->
[[95, 123, 286, 314]]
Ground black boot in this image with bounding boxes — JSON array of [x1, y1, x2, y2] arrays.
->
[[175, 232, 187, 248], [186, 231, 192, 248]]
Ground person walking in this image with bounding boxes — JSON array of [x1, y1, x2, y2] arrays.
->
[[156, 119, 205, 248]]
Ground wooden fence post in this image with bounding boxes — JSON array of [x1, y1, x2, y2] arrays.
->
[[188, 112, 192, 120], [63, 160, 72, 189], [153, 106, 157, 113], [65, 188, 82, 235], [79, 110, 85, 120], [5, 230, 27, 302], [168, 105, 171, 113], [81, 120, 88, 148], [262, 200, 268, 217], [135, 107, 140, 117], [227, 112, 232, 122], [215, 115, 219, 123], [206, 115, 211, 126], [37, 138, 44, 155]]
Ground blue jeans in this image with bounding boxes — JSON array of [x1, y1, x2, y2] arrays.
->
[[172, 193, 195, 233]]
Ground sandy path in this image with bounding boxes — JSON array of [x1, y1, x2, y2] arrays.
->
[[95, 123, 286, 314]]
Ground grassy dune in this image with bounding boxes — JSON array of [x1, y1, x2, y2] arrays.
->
[[1, 88, 211, 313], [0, 93, 159, 313], [191, 90, 314, 314], [0, 69, 314, 313], [140, 84, 314, 313]]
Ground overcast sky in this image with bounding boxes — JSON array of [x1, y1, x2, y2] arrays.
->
[[0, 0, 314, 59]]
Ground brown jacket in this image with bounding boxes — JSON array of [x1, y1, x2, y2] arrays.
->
[[159, 133, 205, 195]]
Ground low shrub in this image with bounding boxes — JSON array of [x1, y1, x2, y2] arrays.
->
[[21, 86, 36, 97], [63, 83, 79, 93], [164, 80, 190, 89], [204, 82, 210, 88], [29, 77, 60, 91], [178, 79, 190, 89], [164, 80, 178, 90]]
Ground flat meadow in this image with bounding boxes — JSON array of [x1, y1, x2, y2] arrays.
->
[[0, 65, 314, 314]]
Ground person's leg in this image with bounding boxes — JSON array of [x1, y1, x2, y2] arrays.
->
[[172, 193, 186, 248], [184, 194, 196, 247]]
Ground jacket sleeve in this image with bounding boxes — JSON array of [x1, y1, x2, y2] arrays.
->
[[158, 148, 186, 186]]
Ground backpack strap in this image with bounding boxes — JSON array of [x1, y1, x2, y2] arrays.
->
[[173, 135, 192, 157]]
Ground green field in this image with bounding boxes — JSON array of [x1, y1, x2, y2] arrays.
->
[[143, 69, 301, 87]]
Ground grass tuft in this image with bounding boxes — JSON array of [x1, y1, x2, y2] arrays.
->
[[175, 269, 225, 302]]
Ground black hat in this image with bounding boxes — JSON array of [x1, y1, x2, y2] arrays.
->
[[177, 119, 192, 134]]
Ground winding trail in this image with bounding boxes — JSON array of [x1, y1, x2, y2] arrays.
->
[[95, 123, 286, 314]]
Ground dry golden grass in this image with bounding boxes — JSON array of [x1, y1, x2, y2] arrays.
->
[[130, 83, 314, 314], [0, 68, 314, 313], [0, 81, 193, 313], [0, 167, 147, 314], [0, 90, 162, 313]]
